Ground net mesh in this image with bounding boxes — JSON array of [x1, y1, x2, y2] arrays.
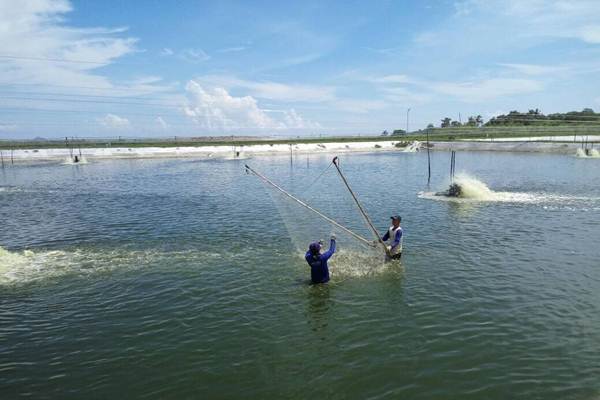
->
[[255, 163, 387, 278]]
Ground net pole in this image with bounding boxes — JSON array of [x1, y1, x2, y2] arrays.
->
[[245, 164, 376, 247], [331, 157, 392, 257]]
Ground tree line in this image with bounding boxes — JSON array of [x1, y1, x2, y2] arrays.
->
[[433, 108, 599, 129]]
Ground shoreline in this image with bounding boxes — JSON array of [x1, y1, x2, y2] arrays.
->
[[0, 140, 595, 162]]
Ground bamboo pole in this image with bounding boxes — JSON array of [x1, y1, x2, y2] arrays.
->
[[245, 164, 376, 247], [331, 157, 392, 257]]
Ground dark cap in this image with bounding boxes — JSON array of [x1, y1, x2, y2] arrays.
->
[[390, 215, 401, 221]]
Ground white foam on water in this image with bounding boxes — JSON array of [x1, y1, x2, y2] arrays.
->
[[327, 248, 389, 278], [0, 246, 223, 286], [222, 155, 251, 160], [0, 246, 71, 285], [403, 141, 422, 153], [576, 148, 600, 158], [293, 248, 391, 281], [62, 156, 89, 165], [419, 173, 600, 205]]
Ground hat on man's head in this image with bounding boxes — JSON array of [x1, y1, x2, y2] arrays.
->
[[309, 242, 321, 254], [390, 215, 402, 221]]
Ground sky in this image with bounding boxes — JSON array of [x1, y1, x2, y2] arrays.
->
[[1, 0, 600, 139]]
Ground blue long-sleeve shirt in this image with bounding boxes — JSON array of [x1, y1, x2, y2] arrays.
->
[[305, 239, 336, 284]]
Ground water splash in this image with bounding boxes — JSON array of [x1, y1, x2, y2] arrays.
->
[[419, 173, 600, 205], [257, 168, 386, 274], [403, 141, 422, 153], [62, 156, 89, 165], [576, 148, 600, 158], [328, 249, 391, 278], [452, 174, 495, 199], [0, 246, 222, 286]]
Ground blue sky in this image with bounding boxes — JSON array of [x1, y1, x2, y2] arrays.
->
[[1, 0, 600, 138]]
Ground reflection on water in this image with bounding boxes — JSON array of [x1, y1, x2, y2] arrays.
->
[[307, 284, 331, 338]]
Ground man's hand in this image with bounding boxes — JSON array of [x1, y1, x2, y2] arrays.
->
[[330, 234, 336, 241]]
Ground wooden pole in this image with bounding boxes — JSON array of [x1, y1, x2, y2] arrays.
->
[[426, 129, 431, 184], [331, 157, 392, 257]]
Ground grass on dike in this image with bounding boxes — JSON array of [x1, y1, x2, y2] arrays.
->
[[1, 127, 599, 150]]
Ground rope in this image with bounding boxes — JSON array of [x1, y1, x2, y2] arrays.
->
[[245, 164, 377, 247], [299, 161, 334, 197]]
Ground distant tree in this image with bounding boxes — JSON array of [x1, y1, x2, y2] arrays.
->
[[582, 108, 595, 114], [426, 123, 434, 129], [392, 129, 406, 135], [475, 115, 483, 127], [381, 130, 389, 136], [441, 117, 452, 128], [450, 120, 462, 127], [466, 116, 477, 127]]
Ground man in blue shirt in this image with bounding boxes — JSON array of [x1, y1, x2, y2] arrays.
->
[[305, 235, 336, 284], [382, 215, 403, 260]]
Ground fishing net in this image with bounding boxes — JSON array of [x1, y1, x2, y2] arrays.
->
[[250, 161, 386, 278]]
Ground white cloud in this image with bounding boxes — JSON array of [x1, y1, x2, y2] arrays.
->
[[184, 80, 279, 130], [216, 46, 247, 53], [192, 75, 335, 103], [432, 78, 543, 102], [333, 99, 388, 114], [180, 48, 210, 63], [579, 25, 600, 44], [369, 74, 413, 84], [282, 109, 322, 129], [455, 0, 600, 44], [98, 113, 130, 128], [453, 0, 478, 16], [0, 0, 138, 88], [156, 116, 168, 129], [362, 46, 402, 56], [365, 72, 543, 104], [499, 63, 568, 76], [0, 122, 18, 132], [160, 47, 211, 63], [183, 80, 322, 132]]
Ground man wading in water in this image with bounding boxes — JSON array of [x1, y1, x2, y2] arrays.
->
[[382, 215, 403, 260], [305, 235, 336, 284]]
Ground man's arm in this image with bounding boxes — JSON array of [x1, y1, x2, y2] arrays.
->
[[382, 231, 389, 241], [321, 238, 336, 260]]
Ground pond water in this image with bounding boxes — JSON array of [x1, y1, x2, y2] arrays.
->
[[1, 151, 599, 399]]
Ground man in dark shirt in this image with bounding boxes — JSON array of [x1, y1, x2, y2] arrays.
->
[[305, 235, 336, 284]]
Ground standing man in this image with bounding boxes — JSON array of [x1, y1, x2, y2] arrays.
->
[[382, 215, 403, 260], [305, 235, 336, 284]]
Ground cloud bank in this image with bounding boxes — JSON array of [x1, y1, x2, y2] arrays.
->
[[183, 80, 321, 132]]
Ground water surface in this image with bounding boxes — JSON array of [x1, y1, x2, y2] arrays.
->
[[1, 151, 599, 399]]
